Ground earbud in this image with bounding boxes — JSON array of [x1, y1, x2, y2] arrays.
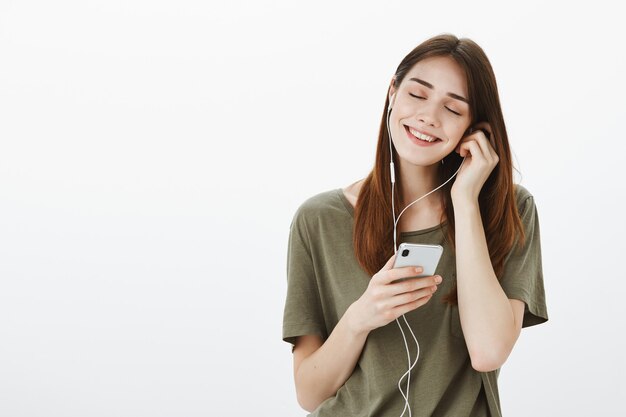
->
[[388, 93, 396, 111]]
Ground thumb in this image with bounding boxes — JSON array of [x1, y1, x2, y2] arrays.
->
[[382, 252, 397, 271]]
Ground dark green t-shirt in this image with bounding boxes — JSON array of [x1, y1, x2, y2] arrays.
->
[[282, 184, 548, 416]]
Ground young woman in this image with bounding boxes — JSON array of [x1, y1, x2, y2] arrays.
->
[[282, 33, 548, 417]]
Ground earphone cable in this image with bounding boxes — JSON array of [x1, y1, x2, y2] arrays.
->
[[386, 105, 466, 417]]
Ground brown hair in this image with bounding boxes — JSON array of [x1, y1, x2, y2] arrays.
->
[[353, 33, 526, 304]]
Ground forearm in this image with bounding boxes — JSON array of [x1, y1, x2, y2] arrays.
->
[[453, 198, 516, 370], [295, 303, 369, 411]]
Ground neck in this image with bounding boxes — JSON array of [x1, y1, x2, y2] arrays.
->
[[396, 159, 444, 214]]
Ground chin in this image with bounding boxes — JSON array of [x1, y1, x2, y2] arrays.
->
[[398, 153, 443, 167]]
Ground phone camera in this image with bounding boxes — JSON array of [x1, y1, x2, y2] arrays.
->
[[402, 249, 409, 257]]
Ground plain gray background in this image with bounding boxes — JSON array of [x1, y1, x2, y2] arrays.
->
[[1, 0, 624, 416]]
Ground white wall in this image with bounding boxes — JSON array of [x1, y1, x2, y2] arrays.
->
[[0, 0, 624, 416]]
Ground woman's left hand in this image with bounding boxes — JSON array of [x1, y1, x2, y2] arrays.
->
[[450, 121, 499, 203]]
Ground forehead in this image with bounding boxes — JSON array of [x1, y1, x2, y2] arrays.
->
[[403, 56, 468, 96]]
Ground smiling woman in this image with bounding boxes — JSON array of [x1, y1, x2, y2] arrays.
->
[[282, 33, 548, 417], [387, 55, 473, 170]]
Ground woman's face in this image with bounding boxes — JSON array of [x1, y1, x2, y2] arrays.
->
[[388, 56, 472, 166]]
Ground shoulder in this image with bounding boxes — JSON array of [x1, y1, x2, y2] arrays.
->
[[289, 188, 350, 251], [511, 184, 542, 236], [293, 188, 340, 217], [290, 188, 346, 228], [513, 183, 535, 214]]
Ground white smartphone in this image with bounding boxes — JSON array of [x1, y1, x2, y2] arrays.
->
[[392, 243, 444, 282]]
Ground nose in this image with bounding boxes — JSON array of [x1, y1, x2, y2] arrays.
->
[[417, 103, 440, 127]]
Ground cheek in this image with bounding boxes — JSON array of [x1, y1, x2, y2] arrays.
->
[[447, 138, 462, 153], [446, 124, 469, 145]]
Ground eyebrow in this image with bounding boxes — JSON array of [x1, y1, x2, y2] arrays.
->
[[408, 77, 469, 103]]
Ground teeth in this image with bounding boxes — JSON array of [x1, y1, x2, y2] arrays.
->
[[409, 127, 438, 142]]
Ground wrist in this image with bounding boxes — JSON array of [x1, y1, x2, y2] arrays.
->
[[452, 193, 480, 209], [346, 301, 371, 338]]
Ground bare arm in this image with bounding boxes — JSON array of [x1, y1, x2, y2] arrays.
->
[[292, 254, 441, 412], [450, 122, 526, 372], [453, 198, 524, 371], [292, 305, 368, 412]]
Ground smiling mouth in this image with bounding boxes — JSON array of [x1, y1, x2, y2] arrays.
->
[[404, 125, 442, 143]]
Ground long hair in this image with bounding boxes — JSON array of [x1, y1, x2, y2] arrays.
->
[[353, 33, 526, 304]]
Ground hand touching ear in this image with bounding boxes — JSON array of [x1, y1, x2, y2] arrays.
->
[[450, 121, 499, 202]]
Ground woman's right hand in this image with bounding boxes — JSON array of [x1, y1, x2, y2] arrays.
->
[[349, 252, 443, 334]]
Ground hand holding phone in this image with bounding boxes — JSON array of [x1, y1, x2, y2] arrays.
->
[[349, 244, 444, 333], [391, 243, 443, 282]]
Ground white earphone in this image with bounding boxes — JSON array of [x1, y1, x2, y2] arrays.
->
[[389, 92, 396, 110], [386, 88, 466, 417]]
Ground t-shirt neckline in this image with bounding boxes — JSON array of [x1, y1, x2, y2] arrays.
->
[[335, 188, 447, 236]]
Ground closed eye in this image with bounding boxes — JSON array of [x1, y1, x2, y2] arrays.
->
[[409, 93, 462, 116]]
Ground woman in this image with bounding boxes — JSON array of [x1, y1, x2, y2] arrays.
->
[[282, 33, 548, 417]]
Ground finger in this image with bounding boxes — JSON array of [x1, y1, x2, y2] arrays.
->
[[455, 138, 467, 154], [380, 265, 423, 284], [390, 292, 433, 318], [475, 133, 499, 163], [475, 124, 498, 158], [381, 253, 397, 271], [473, 122, 493, 140], [467, 140, 488, 161], [371, 254, 393, 284], [390, 285, 438, 306], [471, 132, 496, 163], [459, 140, 486, 160], [388, 275, 441, 295], [456, 130, 481, 154]]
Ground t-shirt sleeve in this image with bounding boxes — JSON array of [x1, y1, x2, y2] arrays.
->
[[499, 194, 549, 328], [282, 208, 328, 351]]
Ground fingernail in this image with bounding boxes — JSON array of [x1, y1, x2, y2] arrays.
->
[[435, 275, 442, 283], [415, 267, 422, 273]]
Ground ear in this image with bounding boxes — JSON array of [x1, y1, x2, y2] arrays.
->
[[388, 76, 397, 106]]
